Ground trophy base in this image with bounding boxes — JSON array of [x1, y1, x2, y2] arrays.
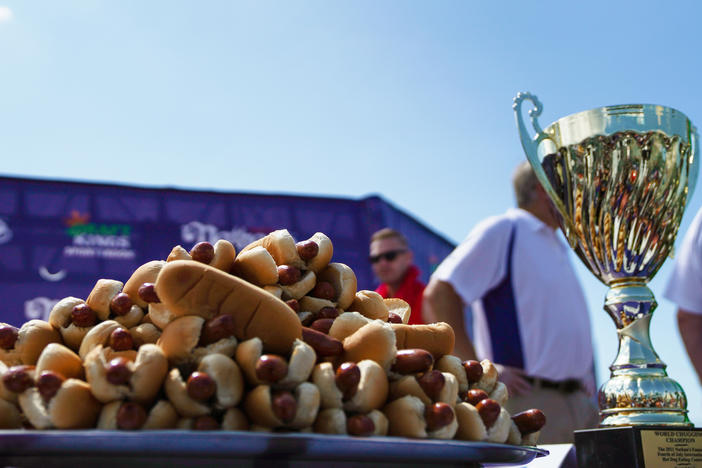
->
[[600, 409, 692, 427], [574, 426, 702, 467]]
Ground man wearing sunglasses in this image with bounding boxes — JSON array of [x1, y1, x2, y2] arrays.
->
[[422, 161, 597, 444], [369, 228, 425, 325]]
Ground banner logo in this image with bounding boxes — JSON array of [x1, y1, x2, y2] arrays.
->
[[180, 221, 266, 251], [24, 297, 60, 321], [62, 210, 136, 259], [0, 218, 12, 244]]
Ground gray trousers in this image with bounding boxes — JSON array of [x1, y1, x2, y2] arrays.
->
[[505, 386, 599, 444]]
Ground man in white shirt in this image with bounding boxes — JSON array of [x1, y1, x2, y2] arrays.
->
[[423, 161, 598, 444], [664, 208, 702, 383]]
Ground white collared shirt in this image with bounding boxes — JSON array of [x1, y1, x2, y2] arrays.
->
[[664, 208, 702, 313], [433, 208, 594, 382]]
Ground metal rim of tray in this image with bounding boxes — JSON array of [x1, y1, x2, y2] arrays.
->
[[0, 430, 548, 465]]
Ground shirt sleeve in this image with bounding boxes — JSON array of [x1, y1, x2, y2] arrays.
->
[[664, 208, 702, 314], [432, 215, 512, 305]]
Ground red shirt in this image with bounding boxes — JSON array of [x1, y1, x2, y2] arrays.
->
[[375, 265, 426, 325]]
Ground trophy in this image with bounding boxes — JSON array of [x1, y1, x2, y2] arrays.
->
[[513, 92, 699, 428]]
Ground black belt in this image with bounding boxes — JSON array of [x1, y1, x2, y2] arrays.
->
[[524, 376, 582, 393]]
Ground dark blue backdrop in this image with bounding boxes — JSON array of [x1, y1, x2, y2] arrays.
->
[[0, 176, 456, 326]]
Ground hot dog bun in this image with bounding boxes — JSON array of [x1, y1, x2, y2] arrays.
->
[[343, 359, 389, 413], [384, 298, 411, 324], [231, 246, 279, 286], [304, 232, 333, 273], [35, 343, 84, 380], [123, 260, 165, 309], [383, 395, 427, 438], [328, 312, 371, 342], [241, 229, 305, 269], [0, 398, 21, 428], [0, 320, 61, 366], [454, 402, 488, 441], [84, 343, 167, 404], [435, 354, 468, 394], [197, 353, 244, 410], [389, 371, 458, 408], [244, 382, 320, 430], [342, 320, 397, 371], [474, 359, 498, 393], [317, 263, 357, 310], [210, 240, 237, 272], [280, 271, 316, 301], [391, 322, 454, 359], [19, 378, 101, 429], [350, 291, 389, 321], [48, 297, 92, 351], [155, 260, 301, 354]]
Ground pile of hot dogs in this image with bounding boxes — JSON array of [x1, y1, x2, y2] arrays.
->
[[0, 229, 545, 444]]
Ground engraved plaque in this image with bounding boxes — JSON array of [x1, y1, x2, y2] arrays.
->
[[640, 429, 702, 467], [575, 426, 702, 467]]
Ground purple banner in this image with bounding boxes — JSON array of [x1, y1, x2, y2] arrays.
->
[[0, 176, 455, 326]]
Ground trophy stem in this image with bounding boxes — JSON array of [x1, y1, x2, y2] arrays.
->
[[599, 280, 691, 426]]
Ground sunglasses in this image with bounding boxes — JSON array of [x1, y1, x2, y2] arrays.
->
[[369, 249, 407, 264]]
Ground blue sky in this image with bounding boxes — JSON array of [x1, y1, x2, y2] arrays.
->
[[2, 1, 702, 425]]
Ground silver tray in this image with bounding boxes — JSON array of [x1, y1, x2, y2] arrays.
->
[[0, 430, 548, 467]]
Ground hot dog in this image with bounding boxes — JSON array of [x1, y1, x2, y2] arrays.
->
[[79, 321, 137, 361], [86, 279, 144, 329], [473, 359, 499, 393], [454, 397, 511, 443], [350, 291, 389, 321], [0, 320, 61, 366], [389, 370, 459, 408], [511, 409, 546, 445], [129, 322, 162, 347], [313, 359, 388, 414], [384, 298, 411, 324], [155, 260, 301, 355], [84, 343, 168, 405], [301, 327, 343, 358], [240, 229, 306, 269], [391, 349, 434, 376], [164, 353, 244, 417], [157, 314, 239, 366], [280, 270, 317, 301], [328, 312, 371, 342], [383, 395, 457, 439], [167, 240, 237, 273], [298, 296, 337, 317], [35, 343, 84, 381], [0, 398, 22, 428], [236, 337, 315, 389], [316, 263, 357, 310], [47, 298, 97, 351], [1, 364, 35, 401], [231, 246, 279, 286], [123, 260, 166, 309], [300, 232, 333, 273], [176, 407, 250, 431], [97, 399, 179, 430], [18, 374, 101, 429], [313, 408, 388, 436], [243, 382, 320, 430], [435, 355, 469, 393]]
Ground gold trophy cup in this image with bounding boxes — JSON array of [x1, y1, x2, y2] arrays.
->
[[514, 92, 699, 427]]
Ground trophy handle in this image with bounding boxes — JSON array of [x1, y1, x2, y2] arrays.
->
[[688, 125, 699, 199], [513, 92, 572, 230]]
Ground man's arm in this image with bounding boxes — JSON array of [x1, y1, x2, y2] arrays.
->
[[678, 308, 702, 383], [423, 278, 476, 361]]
